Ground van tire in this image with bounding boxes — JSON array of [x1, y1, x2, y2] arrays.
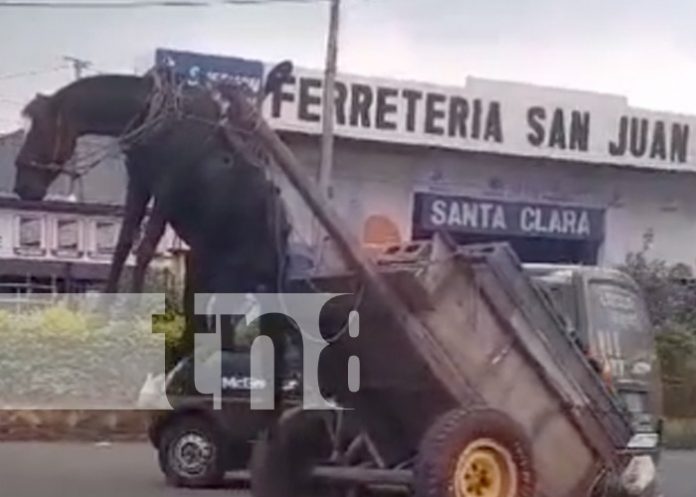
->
[[158, 414, 226, 488]]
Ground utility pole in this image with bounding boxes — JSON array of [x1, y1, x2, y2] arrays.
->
[[64, 56, 92, 80], [63, 56, 91, 202], [317, 0, 340, 199], [314, 0, 340, 266]]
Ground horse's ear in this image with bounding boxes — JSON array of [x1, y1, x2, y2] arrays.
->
[[263, 60, 293, 97], [22, 93, 52, 118]]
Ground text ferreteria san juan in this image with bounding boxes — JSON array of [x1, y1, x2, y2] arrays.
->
[[264, 68, 693, 171]]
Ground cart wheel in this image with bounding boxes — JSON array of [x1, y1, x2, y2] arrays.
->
[[414, 408, 535, 497], [251, 407, 336, 497], [251, 407, 372, 497]]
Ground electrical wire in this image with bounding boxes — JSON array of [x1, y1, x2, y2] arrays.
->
[[0, 66, 68, 81], [0, 0, 327, 7], [0, 98, 25, 106]]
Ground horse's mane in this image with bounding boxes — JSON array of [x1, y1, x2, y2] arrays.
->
[[22, 74, 150, 118]]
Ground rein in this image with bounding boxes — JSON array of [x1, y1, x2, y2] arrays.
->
[[22, 157, 101, 179]]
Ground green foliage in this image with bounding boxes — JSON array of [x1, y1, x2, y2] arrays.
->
[[655, 326, 696, 381], [151, 310, 185, 347], [0, 305, 89, 339], [0, 303, 187, 405], [619, 249, 696, 419], [619, 251, 696, 329], [0, 309, 10, 331]]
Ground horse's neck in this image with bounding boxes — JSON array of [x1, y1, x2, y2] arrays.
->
[[63, 77, 153, 137]]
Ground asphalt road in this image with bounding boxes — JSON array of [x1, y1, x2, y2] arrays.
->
[[0, 442, 692, 497]]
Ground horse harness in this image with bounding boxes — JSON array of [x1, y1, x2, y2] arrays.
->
[[129, 70, 291, 285]]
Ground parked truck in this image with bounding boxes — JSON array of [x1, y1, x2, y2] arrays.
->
[[526, 263, 662, 460]]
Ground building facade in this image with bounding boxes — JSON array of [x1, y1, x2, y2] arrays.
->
[[2, 50, 696, 296], [261, 64, 696, 269]]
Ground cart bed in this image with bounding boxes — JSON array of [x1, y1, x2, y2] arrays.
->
[[292, 236, 633, 497]]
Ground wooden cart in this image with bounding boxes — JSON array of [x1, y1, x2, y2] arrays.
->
[[218, 83, 645, 497]]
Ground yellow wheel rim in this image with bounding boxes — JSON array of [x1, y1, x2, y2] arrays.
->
[[453, 439, 517, 497]]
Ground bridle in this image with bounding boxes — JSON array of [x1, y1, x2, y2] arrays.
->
[[19, 72, 179, 181], [20, 109, 103, 180], [19, 71, 271, 183]]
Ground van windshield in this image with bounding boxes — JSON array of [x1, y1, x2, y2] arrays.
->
[[587, 281, 654, 383]]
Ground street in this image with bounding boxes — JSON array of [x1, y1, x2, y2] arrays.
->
[[0, 442, 692, 497], [659, 450, 696, 497]]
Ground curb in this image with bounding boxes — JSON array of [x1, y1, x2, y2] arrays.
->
[[0, 410, 151, 441]]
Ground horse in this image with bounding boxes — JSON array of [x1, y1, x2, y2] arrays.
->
[[14, 62, 292, 295], [14, 68, 294, 365]]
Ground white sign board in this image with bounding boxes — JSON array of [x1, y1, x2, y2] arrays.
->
[[262, 66, 695, 172]]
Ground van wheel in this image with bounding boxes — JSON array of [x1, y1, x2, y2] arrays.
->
[[414, 408, 536, 497], [158, 415, 225, 488]]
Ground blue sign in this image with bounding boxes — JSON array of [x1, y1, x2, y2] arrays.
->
[[417, 192, 605, 241], [155, 48, 264, 99]]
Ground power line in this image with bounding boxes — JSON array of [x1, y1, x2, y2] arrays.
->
[[0, 97, 25, 106], [0, 65, 68, 81], [0, 0, 327, 7]]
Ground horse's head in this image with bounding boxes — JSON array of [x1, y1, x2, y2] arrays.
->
[[14, 93, 79, 200]]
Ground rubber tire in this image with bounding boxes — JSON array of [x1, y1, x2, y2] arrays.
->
[[250, 408, 335, 497], [414, 408, 536, 497], [158, 415, 226, 488]]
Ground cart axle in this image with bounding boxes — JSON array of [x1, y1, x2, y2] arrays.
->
[[311, 466, 413, 487]]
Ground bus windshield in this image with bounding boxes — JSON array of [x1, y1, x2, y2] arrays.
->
[[587, 281, 655, 383]]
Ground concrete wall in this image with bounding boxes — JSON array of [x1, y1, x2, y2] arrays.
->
[[281, 133, 696, 269]]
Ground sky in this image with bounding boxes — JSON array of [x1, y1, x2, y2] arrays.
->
[[1, 0, 696, 132]]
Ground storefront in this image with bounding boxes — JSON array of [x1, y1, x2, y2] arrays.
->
[[4, 48, 696, 284], [248, 57, 696, 269]]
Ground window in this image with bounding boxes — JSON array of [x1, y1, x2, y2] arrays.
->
[[587, 281, 654, 381], [93, 219, 120, 257], [14, 214, 45, 256], [54, 218, 82, 257]]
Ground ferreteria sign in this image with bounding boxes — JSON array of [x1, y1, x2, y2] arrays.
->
[[415, 192, 605, 241], [262, 65, 696, 172]]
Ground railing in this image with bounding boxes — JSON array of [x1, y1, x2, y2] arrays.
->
[[0, 281, 61, 312]]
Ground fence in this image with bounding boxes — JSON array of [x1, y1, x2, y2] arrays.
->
[[0, 280, 62, 312]]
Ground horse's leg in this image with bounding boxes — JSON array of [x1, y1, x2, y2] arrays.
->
[[104, 181, 150, 293], [130, 205, 167, 293]]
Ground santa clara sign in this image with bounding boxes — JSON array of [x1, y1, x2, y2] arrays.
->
[[262, 66, 695, 172], [416, 193, 605, 241]]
